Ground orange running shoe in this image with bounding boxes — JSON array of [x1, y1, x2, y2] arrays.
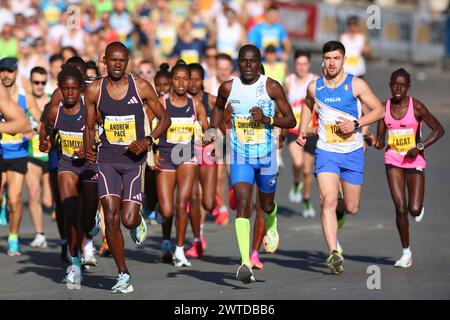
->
[[185, 241, 203, 258], [214, 207, 229, 225]]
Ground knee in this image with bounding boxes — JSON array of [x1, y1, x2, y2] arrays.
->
[[260, 201, 275, 214], [159, 203, 174, 219], [322, 195, 338, 210], [237, 197, 251, 217], [176, 200, 189, 217], [121, 217, 137, 230], [345, 203, 359, 215], [202, 197, 215, 212], [8, 196, 22, 211], [395, 202, 408, 216], [409, 204, 422, 217], [29, 190, 41, 204]]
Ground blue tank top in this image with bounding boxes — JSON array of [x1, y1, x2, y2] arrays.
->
[[0, 90, 29, 159], [98, 74, 147, 164]]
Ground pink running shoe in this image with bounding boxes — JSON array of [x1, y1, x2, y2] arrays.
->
[[200, 234, 207, 250], [211, 195, 221, 217], [214, 207, 229, 225], [250, 251, 264, 270], [185, 241, 203, 258]]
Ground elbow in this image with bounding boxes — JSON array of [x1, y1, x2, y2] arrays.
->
[[378, 109, 385, 120], [289, 117, 296, 129]]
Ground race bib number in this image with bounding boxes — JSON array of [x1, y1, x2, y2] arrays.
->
[[104, 115, 136, 145], [346, 55, 361, 67], [234, 115, 266, 145], [388, 128, 415, 155], [31, 135, 47, 158], [325, 123, 354, 144], [167, 117, 194, 144], [59, 130, 83, 158], [1, 132, 23, 144]]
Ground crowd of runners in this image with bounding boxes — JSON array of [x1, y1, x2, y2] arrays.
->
[[0, 1, 445, 295]]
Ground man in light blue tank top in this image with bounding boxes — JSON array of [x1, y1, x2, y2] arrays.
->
[[297, 41, 384, 274], [206, 44, 296, 284]]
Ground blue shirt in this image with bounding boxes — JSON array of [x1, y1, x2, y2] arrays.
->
[[247, 23, 288, 54], [170, 38, 207, 64]]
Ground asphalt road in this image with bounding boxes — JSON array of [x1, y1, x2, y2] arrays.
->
[[0, 60, 449, 300]]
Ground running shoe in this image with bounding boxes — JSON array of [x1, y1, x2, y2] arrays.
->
[[327, 250, 344, 274], [161, 241, 173, 263], [185, 241, 203, 258], [65, 265, 82, 289], [147, 210, 158, 225], [200, 234, 207, 250], [337, 211, 346, 229], [250, 251, 264, 270], [211, 195, 221, 217], [130, 213, 147, 245], [236, 264, 255, 284], [7, 238, 21, 257], [394, 255, 412, 268], [415, 207, 425, 223], [62, 265, 72, 283], [263, 208, 279, 254], [214, 207, 229, 225], [302, 201, 316, 218], [98, 238, 111, 257], [88, 211, 101, 238], [228, 188, 237, 211], [288, 183, 303, 203], [30, 234, 48, 248], [82, 254, 98, 267], [174, 254, 192, 267], [111, 272, 134, 294]]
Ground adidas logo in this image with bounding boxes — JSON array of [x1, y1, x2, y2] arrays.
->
[[132, 193, 142, 201], [127, 96, 139, 104]]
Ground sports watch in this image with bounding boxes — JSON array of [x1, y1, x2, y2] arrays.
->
[[145, 135, 154, 145], [416, 143, 424, 151], [353, 120, 360, 131]]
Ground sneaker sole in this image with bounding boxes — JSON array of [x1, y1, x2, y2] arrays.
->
[[236, 265, 255, 284], [263, 234, 280, 254], [327, 256, 344, 274], [111, 284, 134, 294]]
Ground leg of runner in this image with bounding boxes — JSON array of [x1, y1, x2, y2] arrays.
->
[[26, 161, 47, 248], [143, 166, 158, 224], [80, 179, 99, 267], [42, 172, 53, 211], [157, 171, 176, 263], [187, 179, 203, 258], [50, 170, 67, 261], [6, 171, 26, 256], [174, 164, 197, 267], [302, 151, 316, 218], [251, 189, 265, 270], [288, 141, 304, 203], [215, 163, 229, 225], [58, 172, 82, 286], [98, 206, 111, 257]]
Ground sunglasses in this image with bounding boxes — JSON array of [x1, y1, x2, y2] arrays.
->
[[32, 81, 47, 86]]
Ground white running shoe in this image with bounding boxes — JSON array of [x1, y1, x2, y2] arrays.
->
[[82, 254, 98, 267], [65, 265, 82, 289], [289, 184, 303, 203], [415, 207, 425, 223], [302, 203, 316, 218], [174, 249, 191, 267], [394, 255, 412, 268], [30, 234, 47, 248]]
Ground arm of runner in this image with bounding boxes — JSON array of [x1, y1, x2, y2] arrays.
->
[[207, 81, 232, 143], [194, 98, 209, 132], [0, 85, 30, 135], [262, 78, 296, 129], [84, 81, 101, 163], [338, 77, 384, 134], [297, 81, 316, 147], [404, 98, 445, 158], [366, 101, 387, 150]]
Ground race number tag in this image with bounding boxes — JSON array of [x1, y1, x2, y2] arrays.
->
[[167, 117, 195, 144], [346, 55, 361, 67], [325, 123, 354, 144], [104, 115, 136, 145], [1, 132, 23, 144], [388, 128, 415, 155], [234, 115, 266, 145], [59, 130, 83, 158], [31, 135, 47, 158]]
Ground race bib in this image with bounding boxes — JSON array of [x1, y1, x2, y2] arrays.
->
[[294, 110, 301, 129], [1, 132, 23, 145], [31, 135, 47, 158], [104, 115, 136, 145], [167, 117, 194, 144], [194, 120, 203, 145], [234, 115, 266, 145], [346, 55, 361, 67], [325, 123, 354, 144], [180, 49, 200, 64], [59, 130, 83, 158], [388, 128, 415, 155]]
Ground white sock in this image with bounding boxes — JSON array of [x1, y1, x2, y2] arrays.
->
[[402, 247, 412, 257], [219, 206, 227, 212], [175, 246, 185, 259], [200, 224, 204, 236], [337, 240, 342, 252], [194, 237, 200, 243], [84, 239, 93, 256]]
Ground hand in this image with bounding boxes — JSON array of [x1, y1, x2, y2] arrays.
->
[[203, 127, 217, 146], [278, 134, 286, 149], [85, 145, 97, 163], [296, 132, 307, 147], [337, 117, 355, 135], [250, 107, 268, 123], [74, 146, 85, 159], [39, 135, 51, 153], [150, 153, 162, 171], [405, 147, 420, 159], [126, 139, 151, 155], [364, 131, 377, 147]]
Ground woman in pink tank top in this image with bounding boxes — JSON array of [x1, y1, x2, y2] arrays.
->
[[366, 68, 444, 268]]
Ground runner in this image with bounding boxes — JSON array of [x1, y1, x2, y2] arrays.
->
[[205, 44, 296, 283], [296, 41, 384, 274], [84, 42, 170, 293], [366, 68, 444, 268], [39, 66, 99, 287], [155, 61, 208, 266], [186, 62, 217, 258], [0, 57, 41, 256], [284, 50, 318, 218]]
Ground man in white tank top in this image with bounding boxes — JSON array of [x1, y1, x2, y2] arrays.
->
[[297, 41, 384, 275]]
